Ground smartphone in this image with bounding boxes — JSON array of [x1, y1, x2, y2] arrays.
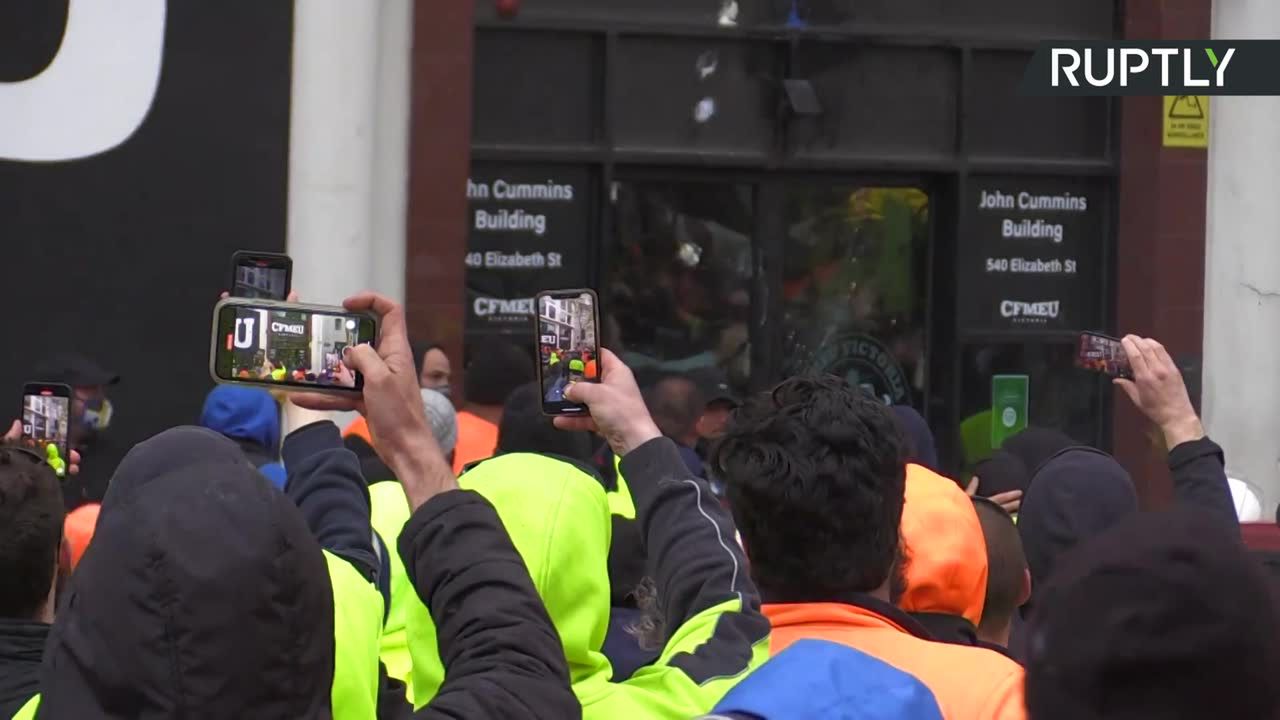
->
[[21, 382, 72, 477], [1074, 332, 1133, 379], [534, 288, 602, 416], [210, 298, 378, 393], [230, 251, 292, 300]]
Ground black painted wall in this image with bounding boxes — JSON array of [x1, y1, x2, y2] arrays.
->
[[0, 0, 293, 487]]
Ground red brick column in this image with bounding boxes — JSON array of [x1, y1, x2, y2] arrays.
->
[[1113, 0, 1212, 507], [404, 2, 475, 396]]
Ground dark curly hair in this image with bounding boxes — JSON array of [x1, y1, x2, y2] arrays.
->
[[0, 448, 64, 618], [713, 375, 905, 601]]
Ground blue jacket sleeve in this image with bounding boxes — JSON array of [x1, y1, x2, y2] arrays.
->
[[283, 420, 379, 582]]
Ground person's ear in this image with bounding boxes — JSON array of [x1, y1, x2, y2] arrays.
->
[[1018, 568, 1032, 607]]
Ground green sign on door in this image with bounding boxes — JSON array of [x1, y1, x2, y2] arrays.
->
[[991, 374, 1029, 448]]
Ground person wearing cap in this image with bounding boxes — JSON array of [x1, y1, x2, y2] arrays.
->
[[687, 368, 740, 497], [691, 367, 740, 447], [32, 352, 121, 510]]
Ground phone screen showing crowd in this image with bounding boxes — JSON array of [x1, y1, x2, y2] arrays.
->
[[537, 290, 600, 415], [1075, 333, 1132, 379], [215, 306, 375, 390], [22, 390, 70, 476]]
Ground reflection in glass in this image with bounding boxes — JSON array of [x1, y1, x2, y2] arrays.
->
[[695, 50, 719, 79], [780, 186, 930, 411], [957, 342, 1101, 472], [606, 182, 754, 395], [718, 0, 739, 26], [694, 97, 717, 123]]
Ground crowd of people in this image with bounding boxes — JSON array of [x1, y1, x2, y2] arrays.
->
[[0, 289, 1275, 720]]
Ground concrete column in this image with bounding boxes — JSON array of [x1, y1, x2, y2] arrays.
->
[[1203, 0, 1280, 515], [287, 0, 413, 429], [287, 0, 412, 305], [370, 0, 413, 305]]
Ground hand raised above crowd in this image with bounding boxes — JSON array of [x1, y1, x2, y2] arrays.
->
[[3, 419, 82, 476], [292, 292, 456, 510], [552, 348, 661, 457], [1114, 335, 1204, 450]]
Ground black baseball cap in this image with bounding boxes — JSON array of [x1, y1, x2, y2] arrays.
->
[[689, 367, 741, 408], [34, 352, 120, 388]]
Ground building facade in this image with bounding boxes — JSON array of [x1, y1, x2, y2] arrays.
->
[[0, 0, 1228, 507], [405, 0, 1218, 500]]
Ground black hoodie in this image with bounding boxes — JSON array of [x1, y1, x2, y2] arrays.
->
[[0, 620, 48, 717], [36, 427, 335, 719], [1010, 439, 1236, 659]]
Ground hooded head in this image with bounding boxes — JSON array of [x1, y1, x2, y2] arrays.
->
[[496, 383, 594, 464], [1002, 428, 1076, 474], [199, 385, 281, 454], [39, 427, 334, 719], [1017, 447, 1137, 605], [1027, 508, 1280, 720], [897, 464, 988, 627], [890, 407, 939, 472], [406, 452, 613, 706], [971, 427, 1076, 499]]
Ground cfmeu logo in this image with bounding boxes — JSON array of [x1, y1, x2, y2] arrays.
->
[[0, 0, 166, 162], [1021, 42, 1276, 96]]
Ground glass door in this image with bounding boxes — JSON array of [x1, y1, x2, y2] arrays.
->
[[602, 178, 755, 397], [775, 184, 932, 413]]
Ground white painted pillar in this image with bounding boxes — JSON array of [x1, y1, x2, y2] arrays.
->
[[287, 0, 412, 305], [369, 0, 413, 306], [286, 0, 413, 430], [1203, 0, 1280, 516]]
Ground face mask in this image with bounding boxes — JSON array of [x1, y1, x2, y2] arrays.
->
[[432, 384, 452, 398], [82, 396, 114, 432]]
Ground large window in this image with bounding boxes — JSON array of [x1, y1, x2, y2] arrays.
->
[[955, 341, 1105, 473], [605, 181, 754, 394], [779, 186, 931, 411]]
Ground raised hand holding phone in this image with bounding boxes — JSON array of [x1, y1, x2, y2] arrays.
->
[[210, 297, 377, 394], [291, 292, 457, 510], [5, 384, 82, 477], [535, 289, 602, 416], [1113, 335, 1204, 449], [552, 348, 661, 458], [1074, 332, 1133, 379]]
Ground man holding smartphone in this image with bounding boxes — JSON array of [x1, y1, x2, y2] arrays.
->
[[33, 353, 120, 509]]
